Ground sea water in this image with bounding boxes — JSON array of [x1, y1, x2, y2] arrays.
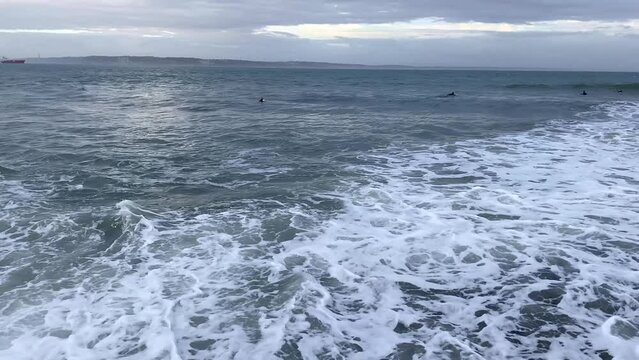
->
[[0, 65, 638, 359]]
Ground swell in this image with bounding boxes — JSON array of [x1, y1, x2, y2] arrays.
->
[[505, 82, 639, 91]]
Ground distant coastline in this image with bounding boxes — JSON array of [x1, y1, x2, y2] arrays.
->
[[25, 56, 565, 71], [26, 56, 411, 70]]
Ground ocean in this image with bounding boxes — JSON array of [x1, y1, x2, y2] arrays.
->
[[0, 64, 638, 359]]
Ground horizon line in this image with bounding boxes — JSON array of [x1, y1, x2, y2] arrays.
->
[[19, 55, 639, 73]]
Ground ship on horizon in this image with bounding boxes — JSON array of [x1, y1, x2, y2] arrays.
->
[[1, 57, 26, 64]]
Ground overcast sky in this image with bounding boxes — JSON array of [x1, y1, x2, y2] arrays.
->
[[1, 0, 639, 70]]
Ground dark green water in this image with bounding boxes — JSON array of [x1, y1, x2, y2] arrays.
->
[[1, 65, 638, 359]]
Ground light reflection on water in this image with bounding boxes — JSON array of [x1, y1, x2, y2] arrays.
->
[[0, 65, 638, 359]]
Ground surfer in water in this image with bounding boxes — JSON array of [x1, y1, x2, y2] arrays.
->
[[618, 89, 623, 93], [447, 91, 456, 97], [259, 97, 264, 103], [581, 90, 588, 96]]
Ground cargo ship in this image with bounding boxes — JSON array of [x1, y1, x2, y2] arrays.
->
[[1, 57, 26, 64]]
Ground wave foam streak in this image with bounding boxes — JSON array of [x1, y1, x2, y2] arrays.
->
[[277, 102, 639, 359], [0, 102, 638, 359]]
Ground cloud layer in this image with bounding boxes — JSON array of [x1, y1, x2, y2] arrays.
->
[[3, 0, 639, 28], [1, 1, 639, 70], [258, 18, 639, 40]]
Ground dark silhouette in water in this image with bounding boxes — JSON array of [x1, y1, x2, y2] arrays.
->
[[618, 89, 623, 93], [581, 91, 588, 96], [447, 91, 456, 97], [259, 97, 264, 103]]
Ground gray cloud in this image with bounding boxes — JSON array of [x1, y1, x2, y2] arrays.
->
[[2, 0, 639, 31], [1, 1, 639, 70], [145, 0, 639, 26]]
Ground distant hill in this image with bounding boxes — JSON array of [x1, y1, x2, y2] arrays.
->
[[24, 56, 566, 71], [26, 56, 417, 69]]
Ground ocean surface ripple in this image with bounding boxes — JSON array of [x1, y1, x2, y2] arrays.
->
[[1, 65, 638, 359]]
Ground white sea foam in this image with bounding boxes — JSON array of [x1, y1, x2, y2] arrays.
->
[[0, 102, 638, 359]]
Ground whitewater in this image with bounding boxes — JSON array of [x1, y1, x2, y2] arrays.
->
[[1, 65, 638, 359]]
